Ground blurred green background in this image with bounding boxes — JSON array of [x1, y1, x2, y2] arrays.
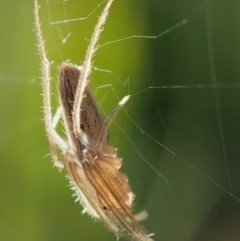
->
[[1, 0, 240, 241]]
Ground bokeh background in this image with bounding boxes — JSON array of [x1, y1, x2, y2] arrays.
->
[[1, 0, 240, 241]]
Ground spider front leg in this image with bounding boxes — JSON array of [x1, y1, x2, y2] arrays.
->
[[72, 0, 114, 141], [96, 95, 130, 152], [34, 0, 73, 169]]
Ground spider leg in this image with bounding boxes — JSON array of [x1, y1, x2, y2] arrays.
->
[[72, 0, 114, 140], [50, 107, 68, 169], [34, 0, 52, 133], [96, 95, 130, 152], [34, 0, 74, 169], [51, 106, 62, 129]]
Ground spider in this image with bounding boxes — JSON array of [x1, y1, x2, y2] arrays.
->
[[34, 0, 152, 240]]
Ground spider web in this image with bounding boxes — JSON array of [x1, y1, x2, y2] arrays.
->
[[1, 0, 240, 241], [37, 0, 240, 240]]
